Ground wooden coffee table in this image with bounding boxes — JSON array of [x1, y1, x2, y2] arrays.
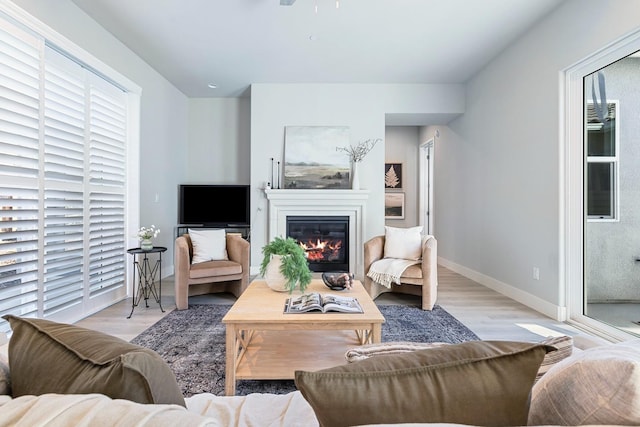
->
[[222, 279, 385, 395]]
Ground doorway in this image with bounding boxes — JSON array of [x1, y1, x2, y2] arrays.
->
[[419, 135, 435, 235], [565, 30, 640, 341]]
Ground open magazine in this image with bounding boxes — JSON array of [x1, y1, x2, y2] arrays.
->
[[284, 292, 363, 314]]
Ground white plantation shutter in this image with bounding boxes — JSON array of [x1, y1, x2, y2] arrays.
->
[[0, 20, 41, 326], [0, 187, 39, 322], [44, 48, 85, 183], [0, 16, 131, 334], [42, 189, 84, 316], [89, 78, 126, 186], [42, 48, 85, 317], [89, 191, 125, 296], [88, 76, 126, 297]]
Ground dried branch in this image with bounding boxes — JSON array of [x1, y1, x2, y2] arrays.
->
[[336, 138, 381, 163]]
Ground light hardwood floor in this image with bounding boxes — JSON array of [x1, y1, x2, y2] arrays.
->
[[75, 265, 603, 345]]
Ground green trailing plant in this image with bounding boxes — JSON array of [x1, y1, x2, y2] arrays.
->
[[260, 236, 312, 293]]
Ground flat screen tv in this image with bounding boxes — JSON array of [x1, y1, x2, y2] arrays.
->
[[178, 184, 250, 227]]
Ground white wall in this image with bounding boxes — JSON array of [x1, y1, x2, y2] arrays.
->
[[438, 0, 640, 317], [11, 0, 190, 274], [384, 126, 420, 227], [188, 98, 251, 184], [249, 83, 465, 271]]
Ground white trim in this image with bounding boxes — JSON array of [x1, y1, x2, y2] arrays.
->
[[438, 257, 566, 321], [563, 25, 640, 338], [419, 138, 435, 235], [126, 94, 142, 294], [1, 1, 141, 96]]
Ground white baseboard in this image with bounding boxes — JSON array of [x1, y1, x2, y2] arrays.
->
[[438, 257, 567, 321]]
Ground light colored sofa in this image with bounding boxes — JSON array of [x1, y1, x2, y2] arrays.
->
[[1, 327, 639, 426], [0, 391, 317, 426], [2, 314, 640, 426]]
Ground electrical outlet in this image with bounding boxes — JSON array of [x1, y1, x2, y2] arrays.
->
[[532, 267, 540, 280]]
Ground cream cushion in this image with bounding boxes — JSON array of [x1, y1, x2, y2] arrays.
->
[[534, 335, 573, 383], [186, 391, 317, 427], [345, 341, 449, 362], [0, 354, 9, 396], [189, 228, 228, 263], [383, 226, 423, 260], [0, 394, 217, 427], [529, 339, 640, 426]]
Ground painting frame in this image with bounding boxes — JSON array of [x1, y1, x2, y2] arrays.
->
[[283, 126, 351, 189], [384, 163, 403, 189], [385, 192, 405, 219]]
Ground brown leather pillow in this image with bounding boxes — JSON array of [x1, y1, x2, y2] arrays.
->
[[295, 340, 549, 427], [3, 315, 184, 406]]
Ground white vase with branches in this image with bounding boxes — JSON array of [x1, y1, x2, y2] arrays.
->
[[336, 138, 381, 190]]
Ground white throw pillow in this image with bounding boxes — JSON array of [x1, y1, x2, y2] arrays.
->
[[384, 226, 423, 260], [188, 228, 228, 263]]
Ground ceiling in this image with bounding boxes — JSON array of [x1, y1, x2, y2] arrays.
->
[[69, 0, 565, 98]]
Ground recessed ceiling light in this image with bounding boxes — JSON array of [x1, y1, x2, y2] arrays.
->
[[207, 83, 217, 89]]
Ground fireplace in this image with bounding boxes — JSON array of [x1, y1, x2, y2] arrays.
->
[[286, 216, 349, 272], [265, 189, 368, 277]]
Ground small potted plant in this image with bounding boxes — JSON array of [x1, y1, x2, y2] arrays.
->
[[260, 236, 312, 293], [137, 225, 160, 251]]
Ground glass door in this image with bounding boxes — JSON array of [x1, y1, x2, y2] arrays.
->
[[583, 53, 640, 337]]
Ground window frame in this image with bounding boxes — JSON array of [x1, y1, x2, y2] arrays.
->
[[585, 99, 619, 222]]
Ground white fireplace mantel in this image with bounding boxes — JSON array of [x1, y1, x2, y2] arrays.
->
[[265, 189, 369, 278]]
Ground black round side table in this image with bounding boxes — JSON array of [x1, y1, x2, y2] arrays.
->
[[126, 246, 167, 318]]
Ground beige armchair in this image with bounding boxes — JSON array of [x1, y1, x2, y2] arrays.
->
[[174, 233, 250, 310], [363, 234, 437, 310]]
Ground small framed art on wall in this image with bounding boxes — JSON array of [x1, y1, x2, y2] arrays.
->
[[385, 192, 405, 219], [384, 163, 403, 189]]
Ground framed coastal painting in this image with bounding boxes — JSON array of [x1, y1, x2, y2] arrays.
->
[[384, 163, 403, 189], [385, 192, 405, 219], [284, 126, 351, 189]]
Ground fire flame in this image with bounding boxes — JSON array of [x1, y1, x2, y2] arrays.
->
[[298, 238, 342, 262]]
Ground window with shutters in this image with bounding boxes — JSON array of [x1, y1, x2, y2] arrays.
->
[[0, 14, 133, 334]]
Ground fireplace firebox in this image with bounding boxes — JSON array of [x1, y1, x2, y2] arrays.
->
[[286, 216, 349, 272]]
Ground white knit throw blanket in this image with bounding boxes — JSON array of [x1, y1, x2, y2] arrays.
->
[[366, 258, 420, 289]]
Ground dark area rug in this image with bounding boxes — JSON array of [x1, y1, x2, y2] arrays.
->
[[131, 303, 479, 397]]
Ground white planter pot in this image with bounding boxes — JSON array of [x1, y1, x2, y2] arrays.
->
[[140, 238, 153, 251], [264, 254, 297, 292]]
